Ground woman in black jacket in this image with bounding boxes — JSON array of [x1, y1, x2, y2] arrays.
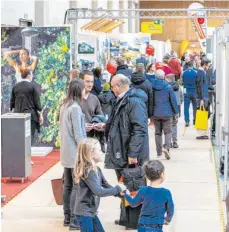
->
[[131, 63, 153, 118], [10, 69, 43, 145]]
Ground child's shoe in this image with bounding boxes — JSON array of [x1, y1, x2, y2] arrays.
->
[[69, 216, 80, 230]]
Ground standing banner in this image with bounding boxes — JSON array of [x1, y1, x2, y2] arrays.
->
[[1, 26, 71, 147]]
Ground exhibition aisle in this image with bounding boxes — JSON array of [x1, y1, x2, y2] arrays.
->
[[1, 120, 223, 232]]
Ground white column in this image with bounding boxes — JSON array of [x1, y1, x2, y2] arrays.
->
[[128, 1, 133, 33], [69, 0, 77, 8], [76, 0, 92, 30], [35, 1, 44, 26], [119, 0, 124, 33], [135, 1, 140, 33], [123, 0, 128, 33], [216, 29, 223, 148]]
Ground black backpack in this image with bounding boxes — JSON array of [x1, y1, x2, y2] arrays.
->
[[121, 164, 146, 192]]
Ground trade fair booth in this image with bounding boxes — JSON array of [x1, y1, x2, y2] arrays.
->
[[211, 20, 229, 200]]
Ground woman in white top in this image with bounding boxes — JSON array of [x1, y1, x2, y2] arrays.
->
[[4, 48, 38, 83]]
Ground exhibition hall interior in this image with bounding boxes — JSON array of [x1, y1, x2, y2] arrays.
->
[[1, 0, 229, 231]]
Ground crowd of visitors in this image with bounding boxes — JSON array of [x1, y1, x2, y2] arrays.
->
[[10, 49, 216, 232]]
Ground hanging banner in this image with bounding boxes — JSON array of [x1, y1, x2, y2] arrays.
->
[[1, 26, 71, 147], [141, 22, 163, 34]]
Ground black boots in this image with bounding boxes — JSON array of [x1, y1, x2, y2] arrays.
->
[[173, 142, 179, 149], [63, 214, 70, 227]]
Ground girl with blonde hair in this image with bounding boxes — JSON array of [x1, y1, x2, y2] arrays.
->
[[73, 138, 126, 232]]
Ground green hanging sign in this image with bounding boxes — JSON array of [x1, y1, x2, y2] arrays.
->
[[154, 19, 164, 25]]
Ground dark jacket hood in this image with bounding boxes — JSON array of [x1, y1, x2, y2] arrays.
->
[[131, 72, 146, 85], [127, 87, 148, 103], [98, 92, 114, 104], [169, 81, 179, 91], [152, 78, 170, 91]]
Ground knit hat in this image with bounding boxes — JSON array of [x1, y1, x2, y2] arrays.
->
[[102, 83, 110, 91]]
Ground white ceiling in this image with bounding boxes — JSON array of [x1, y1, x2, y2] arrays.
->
[[139, 0, 229, 1]]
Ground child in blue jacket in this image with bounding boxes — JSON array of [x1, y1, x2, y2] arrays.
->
[[124, 160, 174, 232]]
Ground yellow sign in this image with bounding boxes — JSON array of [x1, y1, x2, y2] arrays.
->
[[141, 22, 163, 34]]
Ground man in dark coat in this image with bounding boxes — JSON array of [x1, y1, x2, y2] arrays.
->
[[105, 74, 149, 171], [131, 63, 153, 118], [105, 73, 149, 229], [196, 59, 211, 139]]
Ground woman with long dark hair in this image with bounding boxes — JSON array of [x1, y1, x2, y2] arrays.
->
[[59, 79, 87, 230]]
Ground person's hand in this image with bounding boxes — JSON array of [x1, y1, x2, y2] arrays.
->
[[200, 100, 204, 107], [93, 123, 105, 131], [39, 114, 44, 125], [164, 220, 169, 225], [175, 114, 179, 121], [120, 189, 130, 196], [117, 183, 127, 192], [128, 157, 138, 165], [148, 117, 154, 126], [86, 123, 93, 132]]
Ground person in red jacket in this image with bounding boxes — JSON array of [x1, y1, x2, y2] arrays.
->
[[168, 57, 182, 81]]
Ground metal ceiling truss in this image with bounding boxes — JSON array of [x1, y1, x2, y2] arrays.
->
[[66, 8, 229, 20]]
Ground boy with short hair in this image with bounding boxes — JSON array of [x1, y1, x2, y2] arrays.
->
[[124, 160, 174, 232]]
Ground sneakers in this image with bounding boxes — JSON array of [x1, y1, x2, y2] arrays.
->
[[163, 148, 170, 160], [196, 136, 209, 140], [172, 142, 179, 149], [69, 216, 80, 231], [185, 122, 190, 127]]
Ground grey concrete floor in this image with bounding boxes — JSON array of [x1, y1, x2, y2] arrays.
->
[[1, 120, 222, 232]]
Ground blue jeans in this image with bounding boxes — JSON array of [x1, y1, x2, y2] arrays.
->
[[184, 93, 197, 123], [138, 226, 163, 232], [76, 216, 105, 232]]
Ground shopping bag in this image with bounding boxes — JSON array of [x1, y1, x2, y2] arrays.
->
[[195, 106, 208, 130], [118, 164, 146, 229], [51, 178, 63, 205]]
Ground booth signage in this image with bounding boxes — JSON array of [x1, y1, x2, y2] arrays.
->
[[154, 19, 164, 25], [141, 22, 163, 34]]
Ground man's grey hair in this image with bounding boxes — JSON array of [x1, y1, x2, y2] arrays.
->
[[113, 74, 131, 86], [165, 74, 175, 82], [116, 57, 125, 66], [155, 69, 165, 80]]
